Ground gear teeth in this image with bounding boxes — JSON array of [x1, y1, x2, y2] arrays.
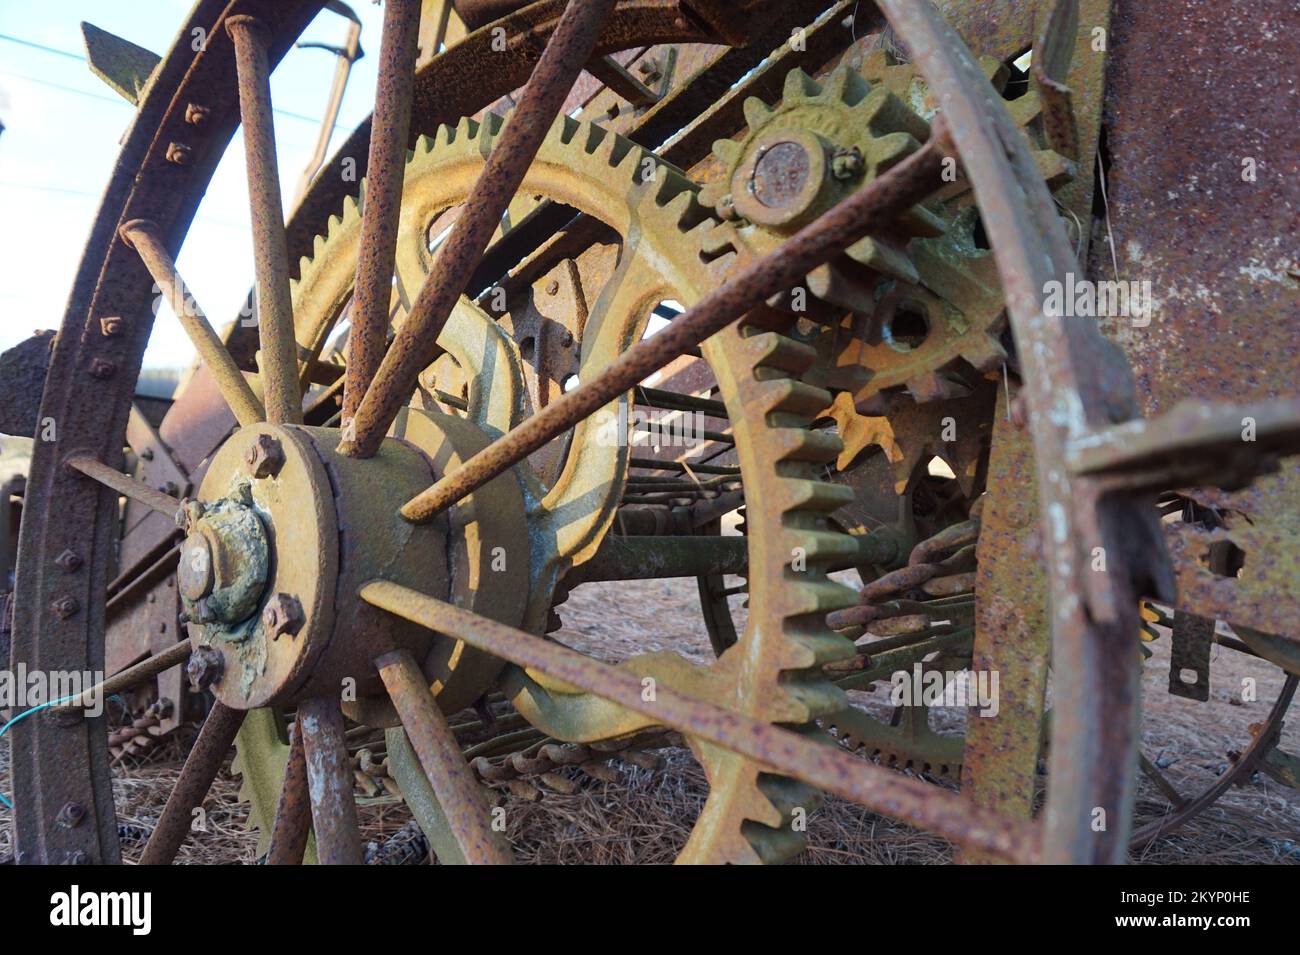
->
[[1007, 90, 1044, 126], [900, 205, 948, 238], [805, 262, 878, 315], [820, 64, 871, 106], [862, 87, 931, 143], [1034, 149, 1077, 188], [958, 331, 1008, 373], [906, 370, 973, 404], [764, 378, 837, 417], [782, 67, 821, 102], [711, 137, 743, 166], [546, 112, 583, 147], [845, 236, 920, 283], [742, 95, 773, 129], [737, 330, 817, 376], [453, 115, 479, 144], [432, 122, 458, 148], [872, 130, 924, 174], [792, 532, 863, 575], [742, 814, 807, 862], [977, 54, 1011, 90], [774, 475, 855, 513], [764, 427, 843, 465]]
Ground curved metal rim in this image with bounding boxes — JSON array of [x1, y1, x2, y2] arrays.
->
[[8, 0, 736, 865]]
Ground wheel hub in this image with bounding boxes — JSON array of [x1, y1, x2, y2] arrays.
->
[[184, 419, 460, 710]]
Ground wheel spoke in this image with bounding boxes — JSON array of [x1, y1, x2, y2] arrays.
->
[[118, 219, 266, 426], [375, 648, 511, 864], [359, 579, 1036, 861], [226, 15, 302, 425], [397, 128, 950, 522], [340, 0, 619, 459], [139, 702, 245, 865], [341, 0, 421, 426], [266, 722, 312, 865], [297, 695, 364, 864], [66, 453, 183, 518], [52, 639, 192, 713]]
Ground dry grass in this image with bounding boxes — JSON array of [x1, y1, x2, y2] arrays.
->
[[2, 575, 1297, 864]]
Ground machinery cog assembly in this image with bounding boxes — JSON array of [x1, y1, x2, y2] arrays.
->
[[2, 0, 1298, 890]]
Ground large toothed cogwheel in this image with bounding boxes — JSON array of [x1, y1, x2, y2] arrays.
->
[[230, 111, 861, 865]]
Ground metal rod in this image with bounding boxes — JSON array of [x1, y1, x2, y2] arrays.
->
[[634, 386, 728, 418], [119, 219, 266, 427], [398, 127, 951, 522], [578, 534, 749, 582], [585, 54, 660, 106], [66, 454, 183, 518], [629, 457, 739, 475], [52, 639, 192, 713], [266, 722, 312, 865], [340, 0, 619, 459], [360, 579, 1035, 861], [298, 694, 364, 864], [226, 15, 302, 425], [341, 0, 421, 426], [139, 702, 245, 864], [293, 2, 363, 203], [375, 648, 512, 864]]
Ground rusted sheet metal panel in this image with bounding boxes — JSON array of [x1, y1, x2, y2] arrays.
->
[[1098, 0, 1300, 639], [961, 394, 1050, 860]]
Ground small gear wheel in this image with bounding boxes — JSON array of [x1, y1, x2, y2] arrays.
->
[[699, 65, 945, 316]]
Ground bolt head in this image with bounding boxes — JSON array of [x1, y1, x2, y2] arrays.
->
[[51, 595, 80, 620], [54, 549, 82, 573], [831, 147, 865, 181], [88, 358, 116, 380], [184, 103, 210, 126], [262, 593, 304, 640], [99, 316, 124, 337], [717, 194, 739, 220], [245, 434, 284, 478], [165, 142, 193, 166], [187, 645, 224, 692], [545, 279, 560, 295], [55, 802, 86, 829]]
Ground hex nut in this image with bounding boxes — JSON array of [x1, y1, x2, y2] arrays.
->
[[262, 593, 304, 640]]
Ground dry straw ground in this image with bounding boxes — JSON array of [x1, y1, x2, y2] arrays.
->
[[2, 575, 1297, 864]]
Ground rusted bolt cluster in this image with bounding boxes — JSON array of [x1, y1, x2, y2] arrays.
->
[[262, 592, 304, 639], [187, 645, 224, 692], [244, 434, 284, 478]]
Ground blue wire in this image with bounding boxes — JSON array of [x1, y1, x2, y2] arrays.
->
[[0, 694, 122, 809]]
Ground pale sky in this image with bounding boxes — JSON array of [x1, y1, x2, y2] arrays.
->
[[0, 0, 388, 368]]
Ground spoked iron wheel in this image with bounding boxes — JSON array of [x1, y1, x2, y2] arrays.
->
[[11, 0, 1188, 865]]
